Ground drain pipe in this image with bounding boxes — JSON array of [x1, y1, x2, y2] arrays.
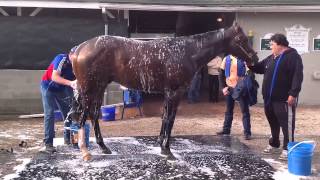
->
[[102, 7, 109, 35], [102, 7, 109, 105]]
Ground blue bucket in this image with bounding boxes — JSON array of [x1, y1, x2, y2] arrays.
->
[[101, 105, 116, 121], [288, 141, 316, 176], [54, 110, 63, 121]]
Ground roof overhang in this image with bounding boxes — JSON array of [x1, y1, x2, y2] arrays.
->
[[1, 1, 320, 12], [0, 1, 100, 9]]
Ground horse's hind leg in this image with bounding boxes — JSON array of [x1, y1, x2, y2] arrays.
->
[[76, 93, 92, 160], [89, 87, 112, 154], [78, 125, 91, 161]]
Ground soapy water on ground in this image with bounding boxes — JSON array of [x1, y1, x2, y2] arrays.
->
[[1, 102, 320, 179], [4, 136, 276, 180], [4, 135, 318, 180]]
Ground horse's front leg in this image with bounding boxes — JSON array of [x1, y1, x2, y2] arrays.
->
[[158, 100, 168, 144], [89, 92, 112, 154], [159, 90, 181, 160]]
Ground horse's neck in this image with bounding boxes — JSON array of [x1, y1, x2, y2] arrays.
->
[[190, 30, 229, 70], [192, 30, 225, 49]]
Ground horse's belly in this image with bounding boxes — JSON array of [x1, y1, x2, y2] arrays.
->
[[117, 73, 164, 93], [134, 75, 165, 93]]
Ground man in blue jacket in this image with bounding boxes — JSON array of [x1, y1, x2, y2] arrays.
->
[[40, 47, 78, 153], [217, 54, 252, 140], [248, 34, 303, 160]]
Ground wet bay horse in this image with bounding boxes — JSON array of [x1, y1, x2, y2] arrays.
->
[[71, 23, 259, 160]]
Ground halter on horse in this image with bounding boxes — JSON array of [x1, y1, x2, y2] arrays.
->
[[70, 23, 259, 160]]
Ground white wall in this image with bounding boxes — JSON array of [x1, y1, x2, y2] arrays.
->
[[0, 70, 44, 114], [238, 12, 320, 105], [0, 70, 123, 114]]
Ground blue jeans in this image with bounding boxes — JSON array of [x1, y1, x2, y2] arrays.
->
[[188, 72, 201, 103], [223, 89, 251, 135], [40, 84, 73, 145], [70, 122, 91, 148]]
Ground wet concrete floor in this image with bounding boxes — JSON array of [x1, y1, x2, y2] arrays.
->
[[11, 135, 274, 180]]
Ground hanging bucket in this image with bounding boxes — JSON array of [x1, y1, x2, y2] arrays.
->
[[288, 141, 316, 176], [101, 105, 116, 121]]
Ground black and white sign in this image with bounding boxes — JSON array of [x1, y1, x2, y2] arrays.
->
[[285, 24, 311, 54], [260, 33, 274, 51], [313, 35, 320, 51]]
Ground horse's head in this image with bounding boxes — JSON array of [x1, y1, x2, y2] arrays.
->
[[226, 23, 259, 66]]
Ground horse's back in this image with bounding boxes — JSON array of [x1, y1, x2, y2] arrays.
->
[[73, 34, 199, 93]]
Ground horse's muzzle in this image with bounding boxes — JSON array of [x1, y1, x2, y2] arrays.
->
[[249, 53, 259, 66]]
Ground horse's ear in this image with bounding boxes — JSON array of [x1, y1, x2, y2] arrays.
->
[[233, 21, 238, 26], [233, 21, 240, 32]]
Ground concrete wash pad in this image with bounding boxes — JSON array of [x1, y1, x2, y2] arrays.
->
[[7, 136, 276, 179], [7, 135, 276, 179]]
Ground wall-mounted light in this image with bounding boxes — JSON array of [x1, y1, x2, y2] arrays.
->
[[217, 17, 223, 22], [248, 30, 254, 46]]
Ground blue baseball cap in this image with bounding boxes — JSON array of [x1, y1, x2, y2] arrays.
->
[[69, 46, 78, 54]]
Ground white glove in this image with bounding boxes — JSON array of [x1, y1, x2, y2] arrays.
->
[[70, 80, 78, 90], [222, 87, 229, 96]]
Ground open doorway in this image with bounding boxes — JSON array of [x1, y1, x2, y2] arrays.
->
[[175, 12, 235, 103]]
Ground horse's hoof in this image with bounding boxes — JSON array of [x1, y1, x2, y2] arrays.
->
[[161, 148, 176, 160], [166, 153, 177, 161], [157, 136, 164, 144], [82, 152, 92, 161], [102, 148, 112, 154], [161, 148, 170, 155]]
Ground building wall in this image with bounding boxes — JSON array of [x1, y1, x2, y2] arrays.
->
[[0, 70, 44, 114], [0, 8, 107, 114], [0, 70, 123, 115], [238, 12, 320, 105], [0, 8, 104, 70], [2, 11, 320, 115]]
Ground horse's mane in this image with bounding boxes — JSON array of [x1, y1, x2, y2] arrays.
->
[[186, 29, 222, 39], [94, 28, 225, 46]]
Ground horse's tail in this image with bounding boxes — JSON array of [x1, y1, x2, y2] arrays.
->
[[69, 46, 79, 75], [69, 44, 89, 127]]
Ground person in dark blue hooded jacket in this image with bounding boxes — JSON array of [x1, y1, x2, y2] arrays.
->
[[248, 33, 303, 160]]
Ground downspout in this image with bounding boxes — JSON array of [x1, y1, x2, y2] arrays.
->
[[102, 7, 109, 105], [102, 7, 108, 35]]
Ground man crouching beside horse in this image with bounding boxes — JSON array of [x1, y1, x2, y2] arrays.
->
[[69, 22, 259, 161]]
